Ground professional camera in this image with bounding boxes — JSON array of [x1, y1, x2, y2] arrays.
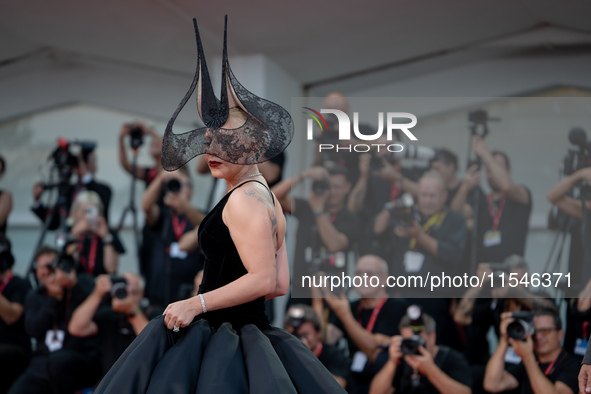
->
[[369, 152, 399, 171], [286, 306, 306, 333], [164, 178, 182, 194], [110, 276, 128, 299], [311, 179, 329, 195], [400, 335, 427, 356], [128, 124, 144, 149], [387, 193, 418, 227], [401, 305, 427, 355], [563, 128, 591, 175], [506, 311, 535, 341], [48, 138, 97, 181], [48, 252, 77, 273]]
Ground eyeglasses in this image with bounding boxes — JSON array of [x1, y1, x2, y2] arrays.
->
[[534, 327, 557, 336]]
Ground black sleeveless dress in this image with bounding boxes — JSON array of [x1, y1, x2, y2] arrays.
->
[[94, 180, 346, 393]]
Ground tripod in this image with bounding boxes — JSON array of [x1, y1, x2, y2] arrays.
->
[[27, 169, 72, 288], [115, 147, 142, 268]]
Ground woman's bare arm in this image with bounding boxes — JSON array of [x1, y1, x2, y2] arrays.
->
[[163, 183, 286, 329]]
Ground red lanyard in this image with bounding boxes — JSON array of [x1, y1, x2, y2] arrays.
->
[[583, 322, 590, 339], [540, 350, 566, 376], [357, 297, 387, 333], [487, 195, 506, 231], [390, 182, 401, 201], [172, 215, 187, 241], [0, 273, 13, 293], [389, 164, 402, 201], [313, 342, 323, 358], [78, 234, 98, 275]]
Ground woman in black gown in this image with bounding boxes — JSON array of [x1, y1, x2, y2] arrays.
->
[[93, 17, 346, 394]]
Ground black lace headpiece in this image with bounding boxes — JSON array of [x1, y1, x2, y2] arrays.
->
[[161, 16, 293, 170]]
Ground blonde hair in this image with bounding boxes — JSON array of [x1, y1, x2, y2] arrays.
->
[[67, 190, 103, 226]]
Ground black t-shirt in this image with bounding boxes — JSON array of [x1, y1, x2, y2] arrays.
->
[[507, 350, 582, 394], [0, 275, 31, 352], [75, 230, 126, 276], [389, 209, 468, 281], [393, 345, 472, 393], [318, 343, 351, 381], [24, 274, 99, 357], [475, 188, 532, 263], [331, 298, 409, 393], [341, 298, 409, 354], [291, 198, 360, 295], [144, 210, 202, 308], [93, 304, 162, 375]]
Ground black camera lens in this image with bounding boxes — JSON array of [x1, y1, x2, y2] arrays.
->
[[311, 179, 329, 195], [129, 125, 144, 149], [110, 276, 128, 300], [507, 320, 535, 341], [165, 179, 181, 194], [55, 254, 76, 273], [506, 312, 534, 341], [400, 335, 425, 355]]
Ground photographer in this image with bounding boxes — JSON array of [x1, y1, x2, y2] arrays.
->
[[0, 235, 31, 394], [483, 308, 581, 394], [373, 171, 467, 350], [31, 142, 112, 229], [0, 155, 12, 235], [284, 304, 351, 389], [8, 247, 101, 394], [141, 168, 204, 308], [347, 132, 423, 255], [374, 171, 467, 278], [322, 255, 408, 394], [369, 312, 471, 394], [118, 122, 163, 186], [454, 256, 556, 393], [454, 136, 532, 262], [272, 165, 359, 301], [66, 191, 125, 276], [69, 272, 160, 376]]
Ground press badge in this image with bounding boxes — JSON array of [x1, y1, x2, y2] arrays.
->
[[45, 329, 65, 352], [350, 351, 368, 372], [483, 230, 502, 247], [504, 346, 521, 364], [575, 338, 589, 356], [403, 251, 425, 273], [169, 242, 188, 259]]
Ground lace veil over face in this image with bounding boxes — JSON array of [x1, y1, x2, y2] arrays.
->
[[161, 16, 293, 170]]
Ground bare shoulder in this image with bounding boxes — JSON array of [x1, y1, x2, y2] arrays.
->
[[224, 182, 286, 246]]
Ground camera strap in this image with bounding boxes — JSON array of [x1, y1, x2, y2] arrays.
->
[[408, 211, 446, 250], [487, 195, 506, 230], [172, 215, 188, 241], [78, 234, 98, 275], [540, 349, 566, 377], [357, 297, 387, 333], [0, 272, 13, 293]]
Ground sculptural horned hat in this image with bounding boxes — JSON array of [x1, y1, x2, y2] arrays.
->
[[161, 16, 293, 170]]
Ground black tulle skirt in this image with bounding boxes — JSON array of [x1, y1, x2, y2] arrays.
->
[[94, 315, 346, 393]]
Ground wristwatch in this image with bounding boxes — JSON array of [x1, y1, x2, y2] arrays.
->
[[102, 234, 113, 245], [314, 210, 326, 217]]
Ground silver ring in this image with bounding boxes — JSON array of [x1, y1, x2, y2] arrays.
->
[[173, 326, 180, 332]]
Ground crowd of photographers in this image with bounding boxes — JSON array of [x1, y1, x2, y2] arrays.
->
[[0, 92, 591, 393]]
